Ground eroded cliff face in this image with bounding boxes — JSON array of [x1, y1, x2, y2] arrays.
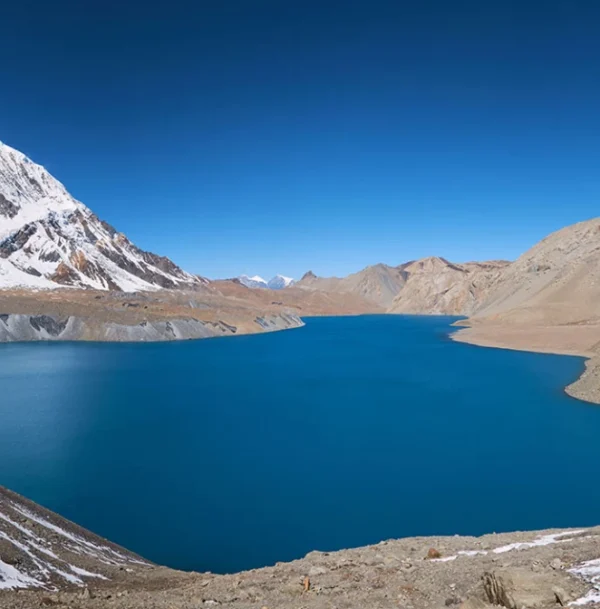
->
[[0, 312, 303, 343], [388, 258, 509, 316]]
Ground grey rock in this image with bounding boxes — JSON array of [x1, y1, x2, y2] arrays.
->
[[459, 599, 494, 609], [0, 313, 303, 343], [552, 585, 569, 606], [483, 568, 577, 609], [308, 566, 327, 576]]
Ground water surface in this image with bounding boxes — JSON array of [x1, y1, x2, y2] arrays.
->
[[0, 315, 597, 573]]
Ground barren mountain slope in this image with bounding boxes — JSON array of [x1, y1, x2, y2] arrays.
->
[[0, 287, 304, 342], [0, 141, 206, 291], [451, 218, 600, 404], [296, 263, 410, 308], [213, 279, 383, 315], [472, 217, 600, 324], [388, 258, 510, 315]]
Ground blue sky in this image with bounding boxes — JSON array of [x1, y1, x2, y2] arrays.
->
[[2, 1, 600, 280]]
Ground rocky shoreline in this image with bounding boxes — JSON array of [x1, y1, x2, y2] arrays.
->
[[0, 311, 303, 343], [2, 486, 600, 609]]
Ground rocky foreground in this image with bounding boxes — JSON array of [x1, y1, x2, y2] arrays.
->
[[1, 486, 600, 609]]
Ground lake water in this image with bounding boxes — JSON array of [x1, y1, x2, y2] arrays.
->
[[0, 315, 598, 574]]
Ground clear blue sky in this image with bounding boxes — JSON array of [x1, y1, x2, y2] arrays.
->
[[2, 1, 600, 279]]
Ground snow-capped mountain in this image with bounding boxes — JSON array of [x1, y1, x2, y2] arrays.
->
[[237, 274, 295, 289], [238, 275, 269, 289], [267, 274, 295, 289], [0, 141, 207, 291]]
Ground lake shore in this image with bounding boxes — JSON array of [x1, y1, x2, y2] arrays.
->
[[2, 485, 600, 609], [450, 320, 600, 404]]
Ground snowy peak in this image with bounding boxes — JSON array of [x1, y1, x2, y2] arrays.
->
[[237, 274, 295, 290], [0, 141, 207, 292], [267, 274, 295, 289], [238, 275, 268, 289]]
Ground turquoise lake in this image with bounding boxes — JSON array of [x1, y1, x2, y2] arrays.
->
[[0, 315, 598, 574]]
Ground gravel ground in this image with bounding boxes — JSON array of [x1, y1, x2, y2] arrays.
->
[[2, 487, 600, 609]]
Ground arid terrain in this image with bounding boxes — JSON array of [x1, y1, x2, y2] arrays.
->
[[2, 485, 600, 609], [0, 280, 380, 342], [449, 218, 600, 404], [3, 138, 600, 607]]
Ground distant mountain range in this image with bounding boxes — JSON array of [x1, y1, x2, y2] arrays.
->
[[296, 214, 600, 322], [5, 141, 600, 336], [238, 274, 295, 290], [296, 259, 510, 313], [0, 141, 207, 291]]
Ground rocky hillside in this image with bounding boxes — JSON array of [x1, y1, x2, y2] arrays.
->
[[213, 279, 383, 315], [298, 259, 510, 313], [388, 258, 510, 315], [0, 486, 153, 593], [2, 485, 600, 609], [297, 263, 411, 308], [0, 288, 304, 343], [449, 217, 600, 405], [472, 218, 600, 324], [0, 142, 206, 292]]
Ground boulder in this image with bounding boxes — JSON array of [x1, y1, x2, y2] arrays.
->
[[482, 568, 578, 608]]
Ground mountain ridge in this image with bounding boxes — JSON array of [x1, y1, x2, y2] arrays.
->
[[0, 141, 206, 292], [237, 274, 295, 289], [297, 258, 511, 312]]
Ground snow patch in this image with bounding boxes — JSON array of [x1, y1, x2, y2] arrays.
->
[[0, 497, 149, 591], [0, 558, 44, 590], [569, 558, 600, 605], [493, 530, 586, 554], [432, 530, 588, 563]]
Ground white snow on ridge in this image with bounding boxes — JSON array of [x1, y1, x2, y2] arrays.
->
[[0, 141, 205, 292], [0, 141, 79, 241], [11, 503, 149, 566], [267, 274, 295, 289], [0, 496, 149, 590], [432, 530, 589, 563], [0, 557, 44, 590], [238, 274, 268, 288], [238, 273, 296, 289]]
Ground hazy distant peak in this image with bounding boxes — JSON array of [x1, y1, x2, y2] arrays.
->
[[238, 275, 268, 288], [267, 274, 295, 289], [237, 274, 295, 290]]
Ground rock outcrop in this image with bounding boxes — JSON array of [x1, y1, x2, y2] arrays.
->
[[296, 263, 411, 308], [388, 258, 509, 315], [0, 311, 302, 343]]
